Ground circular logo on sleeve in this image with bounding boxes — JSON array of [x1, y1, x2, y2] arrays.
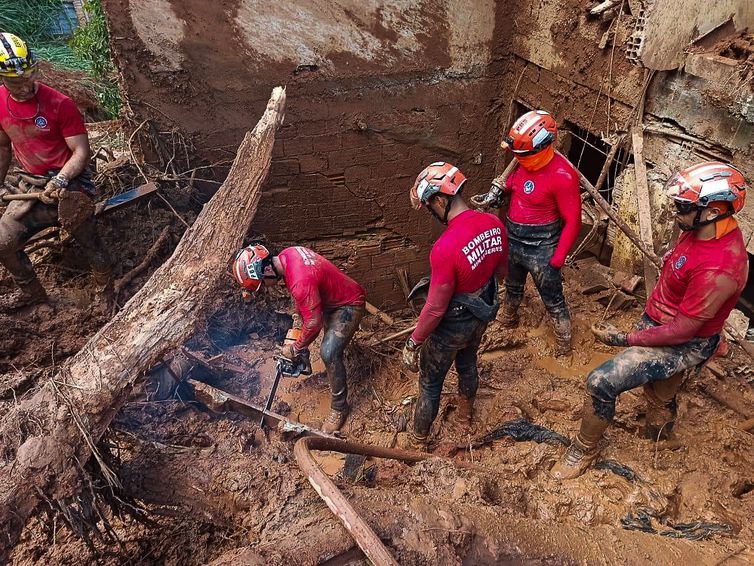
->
[[674, 256, 687, 269], [523, 180, 535, 194], [34, 116, 48, 129]]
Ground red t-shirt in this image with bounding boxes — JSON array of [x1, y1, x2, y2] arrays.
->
[[643, 229, 748, 337], [411, 209, 508, 344], [279, 246, 366, 349], [505, 153, 582, 266], [0, 82, 87, 176]]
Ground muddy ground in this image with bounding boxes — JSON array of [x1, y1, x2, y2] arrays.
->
[[4, 240, 754, 564]]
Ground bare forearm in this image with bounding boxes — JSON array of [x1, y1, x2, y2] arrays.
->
[[0, 147, 11, 184], [58, 147, 90, 180]]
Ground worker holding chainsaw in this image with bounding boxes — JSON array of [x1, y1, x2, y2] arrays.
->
[[232, 244, 366, 433], [475, 110, 581, 356], [0, 33, 111, 310], [551, 162, 748, 479], [399, 162, 508, 451]]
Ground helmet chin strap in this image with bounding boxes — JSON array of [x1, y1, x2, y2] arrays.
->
[[678, 204, 733, 232], [428, 196, 452, 225]]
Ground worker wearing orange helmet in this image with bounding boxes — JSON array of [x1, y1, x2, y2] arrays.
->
[[552, 162, 749, 480], [232, 244, 366, 433], [400, 162, 508, 451], [483, 110, 582, 356]]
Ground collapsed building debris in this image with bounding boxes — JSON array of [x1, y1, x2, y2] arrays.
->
[[0, 88, 286, 561]]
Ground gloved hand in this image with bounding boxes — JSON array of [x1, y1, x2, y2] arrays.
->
[[39, 175, 68, 205], [471, 180, 505, 209], [280, 343, 305, 362], [591, 322, 629, 346], [403, 337, 420, 373]]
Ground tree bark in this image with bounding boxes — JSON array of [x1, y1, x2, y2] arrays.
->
[[0, 87, 286, 561]]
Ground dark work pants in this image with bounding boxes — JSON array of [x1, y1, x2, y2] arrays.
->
[[413, 306, 488, 436], [505, 220, 570, 337], [0, 198, 110, 286], [586, 314, 719, 421], [320, 305, 365, 411]]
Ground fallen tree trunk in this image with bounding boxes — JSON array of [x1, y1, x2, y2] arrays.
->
[[0, 87, 286, 561]]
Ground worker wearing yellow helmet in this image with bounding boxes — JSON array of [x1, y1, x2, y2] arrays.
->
[[0, 33, 111, 310]]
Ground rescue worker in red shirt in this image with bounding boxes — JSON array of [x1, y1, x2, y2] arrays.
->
[[232, 244, 366, 433], [0, 33, 111, 309], [399, 162, 508, 451], [551, 162, 749, 479], [482, 110, 581, 356]]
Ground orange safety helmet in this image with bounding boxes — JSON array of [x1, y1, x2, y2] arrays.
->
[[665, 161, 747, 232], [410, 162, 467, 224], [232, 244, 273, 293], [504, 110, 558, 156]]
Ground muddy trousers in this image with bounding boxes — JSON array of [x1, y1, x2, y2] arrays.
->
[[320, 305, 365, 412], [0, 199, 110, 286], [585, 314, 719, 423], [504, 220, 570, 339], [413, 306, 488, 437]]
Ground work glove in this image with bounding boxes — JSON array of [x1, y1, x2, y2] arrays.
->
[[39, 175, 68, 205], [280, 343, 306, 362], [470, 180, 505, 209], [591, 322, 629, 347], [403, 337, 420, 373]]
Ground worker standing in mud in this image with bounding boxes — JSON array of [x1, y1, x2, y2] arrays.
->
[[552, 162, 749, 480], [232, 244, 366, 433], [399, 162, 507, 451], [0, 33, 111, 310], [481, 110, 581, 356]]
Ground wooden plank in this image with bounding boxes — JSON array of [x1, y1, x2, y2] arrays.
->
[[631, 128, 659, 293]]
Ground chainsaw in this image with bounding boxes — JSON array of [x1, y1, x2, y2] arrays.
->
[[261, 329, 312, 426]]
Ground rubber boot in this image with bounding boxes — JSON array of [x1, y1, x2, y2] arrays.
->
[[396, 430, 428, 452], [499, 303, 519, 328], [454, 395, 474, 427], [550, 396, 609, 480], [553, 318, 572, 357], [322, 405, 350, 434], [0, 276, 47, 311], [643, 380, 679, 441]]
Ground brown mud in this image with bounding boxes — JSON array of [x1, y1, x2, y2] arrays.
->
[[6, 260, 754, 564]]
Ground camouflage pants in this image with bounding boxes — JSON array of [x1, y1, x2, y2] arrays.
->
[[505, 219, 570, 336], [413, 306, 488, 436], [586, 314, 720, 421], [320, 305, 365, 411]]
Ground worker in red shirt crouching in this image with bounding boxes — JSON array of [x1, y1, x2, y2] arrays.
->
[[232, 244, 366, 433], [0, 34, 111, 309], [399, 162, 508, 451], [551, 162, 749, 479], [486, 110, 582, 356]]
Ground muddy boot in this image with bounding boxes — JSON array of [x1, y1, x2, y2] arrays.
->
[[453, 395, 474, 427], [0, 277, 47, 311], [499, 303, 519, 328], [396, 431, 428, 452], [322, 405, 350, 434], [553, 318, 572, 357], [643, 386, 678, 441], [550, 398, 609, 480]]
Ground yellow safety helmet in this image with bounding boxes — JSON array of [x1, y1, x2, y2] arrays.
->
[[0, 33, 37, 77]]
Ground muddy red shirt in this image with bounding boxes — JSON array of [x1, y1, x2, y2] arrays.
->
[[411, 210, 507, 345], [635, 229, 748, 343], [279, 246, 366, 349], [0, 82, 87, 176], [505, 153, 581, 267]]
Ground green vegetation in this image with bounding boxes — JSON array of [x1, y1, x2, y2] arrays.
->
[[0, 0, 121, 117]]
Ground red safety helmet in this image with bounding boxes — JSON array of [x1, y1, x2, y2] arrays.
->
[[232, 244, 272, 292], [410, 162, 467, 210], [505, 110, 558, 156], [666, 161, 747, 213]]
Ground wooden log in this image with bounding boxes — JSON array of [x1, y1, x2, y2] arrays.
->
[[0, 87, 287, 561], [365, 301, 395, 326], [631, 128, 659, 292]]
